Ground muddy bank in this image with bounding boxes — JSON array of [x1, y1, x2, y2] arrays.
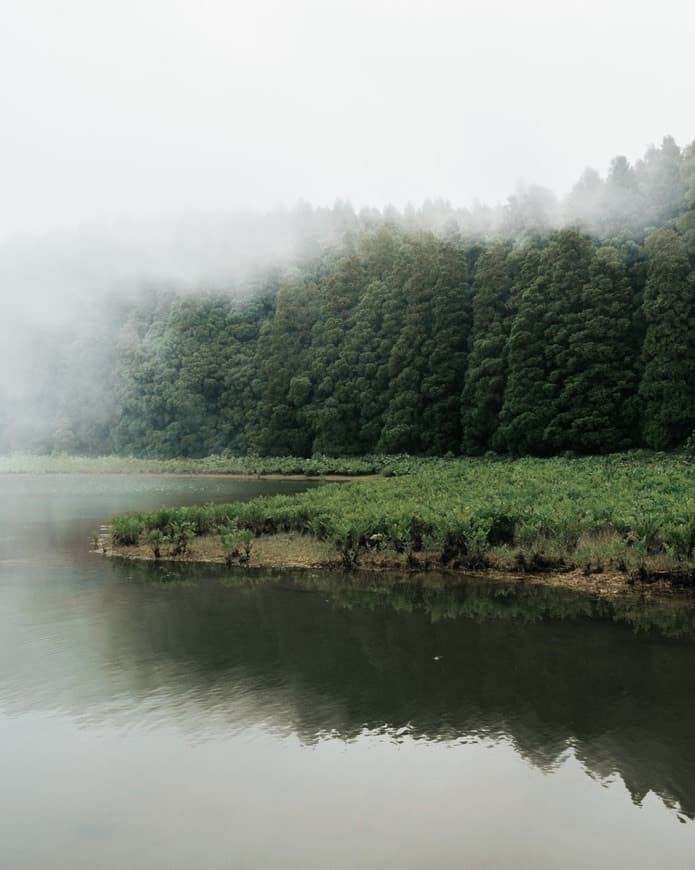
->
[[100, 530, 693, 599]]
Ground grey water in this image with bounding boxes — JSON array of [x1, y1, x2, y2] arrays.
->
[[1, 474, 694, 869]]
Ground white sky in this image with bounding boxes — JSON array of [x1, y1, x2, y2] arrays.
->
[[1, 0, 694, 240]]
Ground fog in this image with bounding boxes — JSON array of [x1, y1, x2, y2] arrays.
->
[[0, 210, 328, 452], [2, 0, 694, 240], [0, 0, 693, 453]]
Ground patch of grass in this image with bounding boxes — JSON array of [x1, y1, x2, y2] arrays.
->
[[107, 453, 695, 581], [0, 451, 421, 477]]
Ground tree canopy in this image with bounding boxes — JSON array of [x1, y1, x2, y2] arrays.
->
[[3, 135, 695, 458]]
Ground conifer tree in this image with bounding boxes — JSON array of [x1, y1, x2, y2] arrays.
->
[[497, 243, 550, 454], [639, 228, 695, 448], [247, 274, 318, 455], [420, 242, 472, 453], [377, 236, 438, 453], [337, 278, 403, 452], [500, 231, 594, 454], [308, 255, 365, 454], [636, 136, 685, 227], [461, 242, 514, 453], [555, 246, 638, 452]]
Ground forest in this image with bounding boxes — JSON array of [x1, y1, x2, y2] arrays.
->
[[3, 134, 695, 459]]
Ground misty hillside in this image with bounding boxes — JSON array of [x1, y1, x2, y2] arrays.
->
[[2, 135, 694, 458]]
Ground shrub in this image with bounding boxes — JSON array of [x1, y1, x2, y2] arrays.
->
[[219, 524, 254, 566]]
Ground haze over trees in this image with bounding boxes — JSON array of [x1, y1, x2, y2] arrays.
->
[[2, 135, 695, 458]]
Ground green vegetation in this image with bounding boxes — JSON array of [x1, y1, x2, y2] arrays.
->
[[3, 136, 694, 461], [145, 529, 165, 559], [0, 452, 411, 476], [219, 524, 254, 566], [95, 179, 695, 457], [110, 453, 695, 580]]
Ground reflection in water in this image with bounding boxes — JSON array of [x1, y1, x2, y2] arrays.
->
[[1, 475, 694, 868], [4, 557, 695, 820], [75, 565, 695, 819]]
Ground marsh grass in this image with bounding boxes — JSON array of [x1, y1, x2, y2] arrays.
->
[[0, 452, 417, 477], [107, 453, 695, 582]]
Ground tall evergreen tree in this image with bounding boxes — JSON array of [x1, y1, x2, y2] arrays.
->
[[461, 242, 514, 453], [636, 136, 685, 227], [639, 228, 695, 448], [554, 246, 638, 452], [377, 236, 438, 453], [601, 155, 642, 237], [247, 273, 319, 455], [377, 235, 469, 454], [500, 231, 594, 454], [539, 231, 595, 452], [419, 242, 472, 453], [496, 243, 550, 454], [308, 254, 365, 454], [334, 278, 402, 452]]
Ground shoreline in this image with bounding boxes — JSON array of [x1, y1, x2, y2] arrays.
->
[[100, 531, 693, 600], [1, 471, 378, 481], [97, 454, 695, 604]]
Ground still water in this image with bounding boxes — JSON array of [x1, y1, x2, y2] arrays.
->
[[1, 474, 695, 869]]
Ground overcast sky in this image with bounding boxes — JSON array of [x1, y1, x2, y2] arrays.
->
[[1, 0, 693, 241]]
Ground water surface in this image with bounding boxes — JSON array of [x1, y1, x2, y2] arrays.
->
[[1, 474, 694, 869]]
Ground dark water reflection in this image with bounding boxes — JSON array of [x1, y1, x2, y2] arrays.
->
[[1, 475, 694, 869]]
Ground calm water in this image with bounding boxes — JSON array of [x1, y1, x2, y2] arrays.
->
[[1, 475, 695, 869]]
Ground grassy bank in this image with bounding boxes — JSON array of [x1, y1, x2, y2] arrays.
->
[[108, 453, 695, 583], [0, 452, 418, 477]]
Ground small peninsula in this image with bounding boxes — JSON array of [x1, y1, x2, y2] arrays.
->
[[102, 453, 695, 598]]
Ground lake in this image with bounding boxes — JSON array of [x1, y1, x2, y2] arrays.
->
[[1, 474, 694, 869]]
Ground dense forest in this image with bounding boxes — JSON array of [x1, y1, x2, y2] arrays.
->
[[3, 135, 695, 458]]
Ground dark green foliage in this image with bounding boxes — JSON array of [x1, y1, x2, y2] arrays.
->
[[340, 279, 398, 452], [558, 246, 639, 451], [419, 241, 472, 453], [113, 292, 266, 457], [379, 235, 467, 453], [496, 242, 550, 454], [461, 242, 514, 453], [640, 227, 695, 448], [245, 272, 320, 456], [537, 230, 596, 452], [306, 255, 367, 455], [23, 135, 695, 462], [109, 215, 695, 459]]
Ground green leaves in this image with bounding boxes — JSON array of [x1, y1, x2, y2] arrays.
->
[[111, 453, 695, 576], [639, 228, 695, 448], [219, 523, 254, 566], [169, 520, 196, 557], [111, 515, 142, 546], [145, 529, 166, 559], [105, 201, 694, 461]]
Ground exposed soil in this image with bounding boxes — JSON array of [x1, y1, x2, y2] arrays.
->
[[99, 531, 690, 599]]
